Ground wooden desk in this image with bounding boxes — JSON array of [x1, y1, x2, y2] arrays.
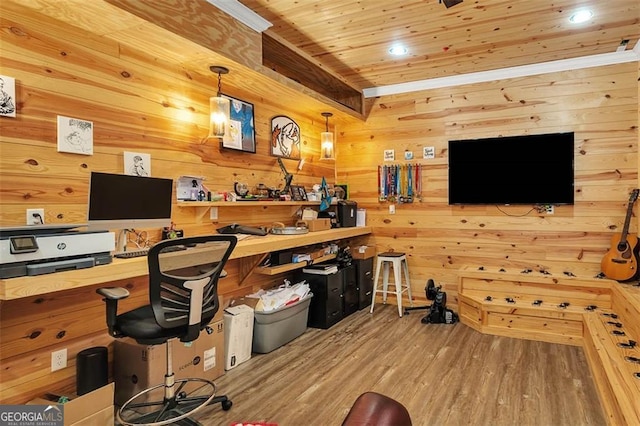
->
[[0, 227, 372, 300]]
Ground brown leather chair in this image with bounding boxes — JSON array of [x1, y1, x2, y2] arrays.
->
[[342, 392, 412, 426]]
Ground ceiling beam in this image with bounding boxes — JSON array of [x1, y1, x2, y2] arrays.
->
[[364, 42, 640, 98]]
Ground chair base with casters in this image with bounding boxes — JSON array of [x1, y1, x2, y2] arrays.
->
[[116, 336, 232, 426], [97, 235, 237, 426]]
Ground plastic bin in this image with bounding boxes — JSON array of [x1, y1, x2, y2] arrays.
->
[[252, 294, 312, 353]]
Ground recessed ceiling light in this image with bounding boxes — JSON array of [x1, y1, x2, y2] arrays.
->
[[569, 9, 593, 24], [388, 45, 408, 56]]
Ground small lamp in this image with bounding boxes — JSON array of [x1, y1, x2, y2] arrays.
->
[[320, 112, 335, 160], [208, 66, 230, 138]]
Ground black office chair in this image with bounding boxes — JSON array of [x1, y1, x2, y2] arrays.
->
[[97, 235, 237, 426]]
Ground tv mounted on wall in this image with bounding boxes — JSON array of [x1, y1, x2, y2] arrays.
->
[[448, 132, 575, 205]]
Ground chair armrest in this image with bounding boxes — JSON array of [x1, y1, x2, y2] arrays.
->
[[96, 287, 130, 337], [97, 287, 130, 300]]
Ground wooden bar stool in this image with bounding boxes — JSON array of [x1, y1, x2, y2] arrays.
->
[[370, 252, 413, 317]]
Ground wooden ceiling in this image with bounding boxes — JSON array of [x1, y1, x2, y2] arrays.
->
[[6, 0, 638, 114], [239, 0, 640, 90]]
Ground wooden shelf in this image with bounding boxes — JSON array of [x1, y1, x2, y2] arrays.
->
[[0, 227, 371, 300], [177, 200, 322, 207], [230, 227, 370, 259], [255, 253, 337, 276]]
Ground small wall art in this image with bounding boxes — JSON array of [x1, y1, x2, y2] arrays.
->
[[124, 151, 151, 177], [0, 75, 16, 118], [221, 94, 256, 153], [423, 146, 435, 159], [271, 115, 301, 159], [57, 115, 93, 155], [404, 150, 414, 160], [384, 149, 395, 161]]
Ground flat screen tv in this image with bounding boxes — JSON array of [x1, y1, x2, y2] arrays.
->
[[87, 172, 173, 231], [448, 132, 574, 205]]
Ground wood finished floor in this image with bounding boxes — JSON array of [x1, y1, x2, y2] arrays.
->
[[199, 304, 606, 426]]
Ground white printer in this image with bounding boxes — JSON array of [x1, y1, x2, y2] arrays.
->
[[0, 224, 115, 279]]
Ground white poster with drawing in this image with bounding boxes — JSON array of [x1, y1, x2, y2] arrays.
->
[[124, 151, 151, 177], [0, 75, 16, 118], [57, 115, 93, 155]]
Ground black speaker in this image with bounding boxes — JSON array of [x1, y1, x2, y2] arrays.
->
[[76, 346, 108, 395]]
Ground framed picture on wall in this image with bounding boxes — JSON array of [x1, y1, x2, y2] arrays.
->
[[270, 115, 301, 160], [220, 94, 256, 153], [0, 74, 16, 118], [290, 185, 307, 201]]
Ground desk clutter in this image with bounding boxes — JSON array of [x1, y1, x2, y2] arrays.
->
[[177, 174, 350, 204]]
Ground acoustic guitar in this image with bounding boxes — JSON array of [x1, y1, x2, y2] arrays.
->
[[601, 189, 640, 281]]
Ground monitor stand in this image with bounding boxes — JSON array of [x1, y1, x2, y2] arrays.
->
[[115, 229, 128, 253]]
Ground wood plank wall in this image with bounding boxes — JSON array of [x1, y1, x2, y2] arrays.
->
[[1, 2, 638, 405], [0, 5, 367, 404], [338, 63, 639, 305], [0, 2, 344, 232]]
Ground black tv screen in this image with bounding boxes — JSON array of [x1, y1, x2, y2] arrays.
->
[[448, 132, 574, 205]]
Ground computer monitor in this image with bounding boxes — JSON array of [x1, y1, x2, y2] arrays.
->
[[87, 172, 173, 233]]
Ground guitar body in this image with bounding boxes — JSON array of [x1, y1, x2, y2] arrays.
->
[[601, 233, 639, 281]]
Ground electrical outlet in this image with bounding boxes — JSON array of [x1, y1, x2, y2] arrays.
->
[[26, 208, 45, 225], [544, 205, 554, 214], [51, 348, 67, 372], [389, 204, 396, 214], [210, 207, 218, 221]]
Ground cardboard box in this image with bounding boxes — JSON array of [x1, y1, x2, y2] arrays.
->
[[352, 245, 376, 259], [304, 219, 332, 232], [229, 296, 261, 310], [28, 383, 114, 426], [224, 305, 254, 370], [213, 295, 225, 323], [309, 247, 329, 259], [113, 320, 224, 406]]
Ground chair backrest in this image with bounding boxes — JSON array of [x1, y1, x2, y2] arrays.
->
[[342, 392, 412, 426], [147, 235, 237, 342]]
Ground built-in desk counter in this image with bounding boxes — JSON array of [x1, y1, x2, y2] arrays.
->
[[0, 227, 372, 300]]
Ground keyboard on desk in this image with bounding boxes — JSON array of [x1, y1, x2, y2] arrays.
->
[[113, 245, 187, 258], [114, 248, 149, 258]]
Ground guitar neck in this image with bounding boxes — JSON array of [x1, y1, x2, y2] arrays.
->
[[620, 206, 633, 242], [619, 190, 639, 243]]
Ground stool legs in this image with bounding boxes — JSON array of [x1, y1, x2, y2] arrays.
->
[[393, 261, 403, 316], [370, 257, 384, 314], [402, 258, 413, 309], [370, 255, 413, 317], [382, 261, 390, 304]]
